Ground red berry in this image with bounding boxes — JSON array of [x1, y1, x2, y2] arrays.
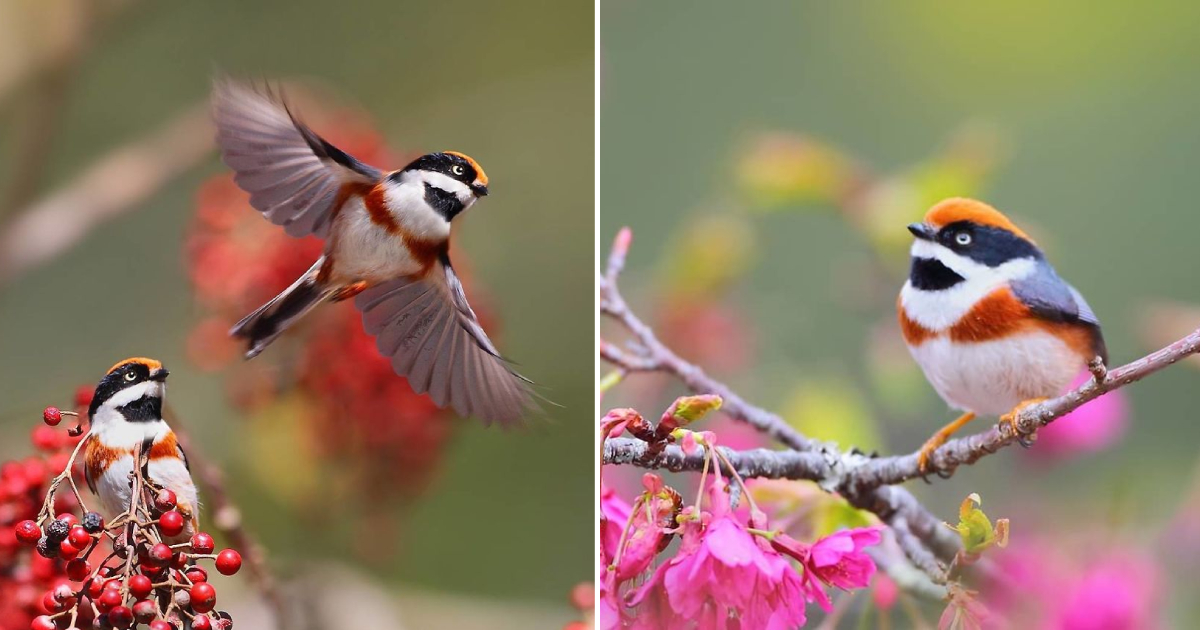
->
[[68, 525, 91, 549], [43, 591, 64, 612], [150, 622, 174, 630], [132, 599, 157, 623], [58, 538, 80, 560], [185, 566, 208, 583], [189, 582, 217, 613], [215, 549, 242, 576], [31, 616, 56, 630], [97, 586, 122, 612], [108, 604, 134, 628], [15, 520, 41, 545], [31, 426, 59, 451], [66, 558, 91, 581], [154, 489, 177, 512], [159, 510, 185, 537], [190, 532, 215, 554], [191, 615, 213, 630], [128, 574, 153, 599], [43, 407, 62, 426], [74, 385, 94, 408], [55, 513, 78, 527], [85, 577, 105, 598], [148, 543, 173, 565]]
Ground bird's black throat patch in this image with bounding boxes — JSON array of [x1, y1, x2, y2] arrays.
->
[[424, 183, 465, 221], [118, 395, 163, 423], [909, 257, 965, 291]]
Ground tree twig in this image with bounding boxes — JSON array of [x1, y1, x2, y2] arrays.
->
[[599, 228, 1200, 578], [599, 229, 961, 574], [163, 405, 287, 624], [0, 104, 213, 284]]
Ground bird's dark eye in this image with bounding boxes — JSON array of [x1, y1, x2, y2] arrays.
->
[[954, 232, 972, 246], [124, 371, 137, 381], [451, 165, 465, 176]]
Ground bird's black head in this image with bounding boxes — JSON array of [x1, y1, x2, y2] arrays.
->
[[907, 220, 1043, 268], [89, 358, 170, 422], [399, 151, 489, 197]]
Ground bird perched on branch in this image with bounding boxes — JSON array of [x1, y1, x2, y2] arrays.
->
[[211, 79, 535, 425], [83, 358, 198, 542], [898, 198, 1107, 473]]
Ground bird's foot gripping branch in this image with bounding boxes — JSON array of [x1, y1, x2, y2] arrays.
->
[[4, 405, 243, 630], [599, 227, 1200, 625]]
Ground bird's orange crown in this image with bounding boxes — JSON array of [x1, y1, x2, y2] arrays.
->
[[444, 151, 488, 186], [107, 357, 163, 374], [924, 198, 1031, 242]]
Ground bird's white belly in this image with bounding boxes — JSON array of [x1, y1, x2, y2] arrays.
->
[[907, 332, 1082, 416], [96, 454, 199, 542], [329, 200, 424, 283]]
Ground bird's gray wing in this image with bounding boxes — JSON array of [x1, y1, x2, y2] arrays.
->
[[211, 78, 382, 239], [354, 258, 535, 426], [1012, 263, 1107, 362]]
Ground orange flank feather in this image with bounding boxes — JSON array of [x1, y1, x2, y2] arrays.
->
[[363, 183, 401, 234], [107, 357, 163, 375], [946, 288, 1031, 343], [444, 151, 488, 186], [900, 287, 1097, 363], [897, 294, 936, 346], [364, 183, 447, 274], [147, 431, 180, 460], [83, 436, 124, 487], [924, 198, 1031, 242]]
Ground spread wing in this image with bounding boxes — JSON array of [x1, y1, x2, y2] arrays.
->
[[1012, 264, 1107, 363], [354, 257, 536, 426], [211, 78, 382, 238]]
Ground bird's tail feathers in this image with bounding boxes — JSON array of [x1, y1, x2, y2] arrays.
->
[[230, 257, 337, 358]]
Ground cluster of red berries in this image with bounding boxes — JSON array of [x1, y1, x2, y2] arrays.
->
[[0, 408, 88, 629], [4, 404, 244, 630], [182, 97, 464, 507], [16, 504, 241, 629]]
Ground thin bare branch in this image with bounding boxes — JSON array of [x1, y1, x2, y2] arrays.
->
[[0, 104, 213, 284], [599, 229, 960, 574]]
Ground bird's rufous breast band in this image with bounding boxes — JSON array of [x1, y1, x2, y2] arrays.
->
[[444, 151, 488, 186]]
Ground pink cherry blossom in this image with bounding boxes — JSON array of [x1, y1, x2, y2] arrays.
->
[[807, 527, 882, 589], [1049, 554, 1161, 630], [629, 511, 807, 629], [771, 526, 882, 611], [1033, 372, 1129, 460]]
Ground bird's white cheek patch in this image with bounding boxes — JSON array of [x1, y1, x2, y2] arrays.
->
[[900, 250, 1037, 332], [387, 173, 456, 239]]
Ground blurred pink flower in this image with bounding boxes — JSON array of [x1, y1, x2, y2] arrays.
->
[[873, 573, 898, 611], [1033, 372, 1129, 460], [985, 537, 1162, 630], [772, 526, 882, 611], [600, 483, 632, 564], [1050, 555, 1160, 630]]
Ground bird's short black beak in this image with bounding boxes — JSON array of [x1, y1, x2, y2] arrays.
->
[[150, 368, 170, 382], [907, 223, 936, 241], [471, 183, 489, 197]]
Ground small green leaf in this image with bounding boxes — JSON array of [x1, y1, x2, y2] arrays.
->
[[668, 394, 723, 425], [950, 493, 1008, 555]]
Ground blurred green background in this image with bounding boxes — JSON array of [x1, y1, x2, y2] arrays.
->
[[602, 0, 1200, 622], [0, 0, 592, 625]]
